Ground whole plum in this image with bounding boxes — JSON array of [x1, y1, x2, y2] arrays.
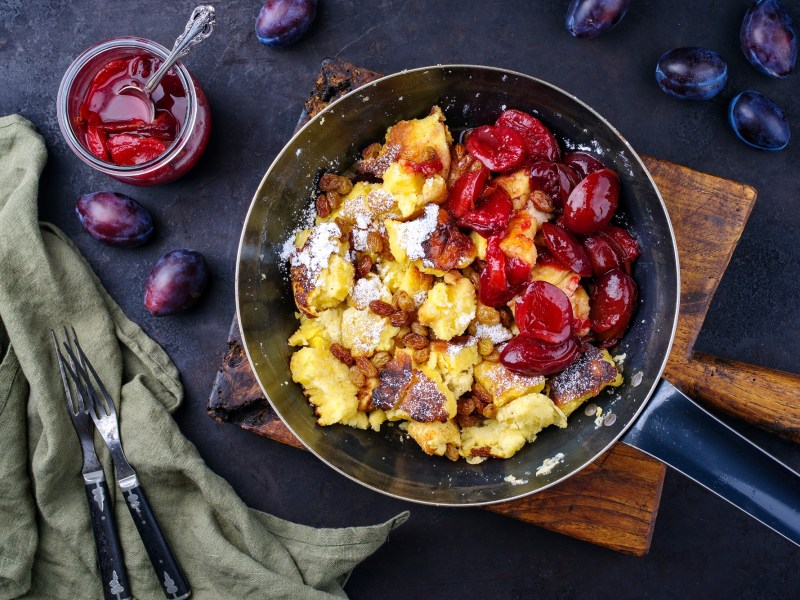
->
[[566, 0, 630, 38], [76, 191, 153, 247], [256, 0, 317, 47], [740, 0, 797, 78], [655, 47, 728, 100], [144, 249, 209, 316], [729, 91, 790, 151]]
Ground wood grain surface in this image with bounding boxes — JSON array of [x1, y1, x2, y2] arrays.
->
[[648, 159, 800, 443], [207, 59, 792, 556]]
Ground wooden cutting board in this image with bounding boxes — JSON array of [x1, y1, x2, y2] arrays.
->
[[208, 59, 800, 557]]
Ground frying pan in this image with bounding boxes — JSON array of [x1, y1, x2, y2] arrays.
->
[[236, 65, 800, 544]]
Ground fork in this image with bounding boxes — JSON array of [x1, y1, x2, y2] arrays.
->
[[57, 328, 191, 600], [53, 331, 132, 600]]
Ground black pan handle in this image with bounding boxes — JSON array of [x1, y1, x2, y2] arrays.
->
[[122, 483, 190, 599], [84, 475, 132, 600], [621, 378, 800, 546]]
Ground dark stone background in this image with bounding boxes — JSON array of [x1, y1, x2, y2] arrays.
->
[[2, 1, 798, 597]]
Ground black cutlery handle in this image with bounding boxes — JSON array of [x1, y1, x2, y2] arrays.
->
[[84, 477, 131, 600], [122, 484, 190, 599]]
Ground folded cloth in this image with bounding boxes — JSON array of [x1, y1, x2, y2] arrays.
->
[[0, 115, 408, 599]]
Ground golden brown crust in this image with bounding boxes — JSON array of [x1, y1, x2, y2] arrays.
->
[[469, 446, 493, 458], [372, 352, 414, 411], [371, 352, 450, 422], [357, 143, 401, 178], [290, 264, 318, 318], [549, 345, 619, 410], [421, 210, 476, 271], [395, 371, 450, 423]]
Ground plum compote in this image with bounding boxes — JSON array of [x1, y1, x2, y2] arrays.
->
[[449, 108, 640, 377], [76, 55, 186, 166]]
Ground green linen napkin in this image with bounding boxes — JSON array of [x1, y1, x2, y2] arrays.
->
[[0, 115, 408, 600]]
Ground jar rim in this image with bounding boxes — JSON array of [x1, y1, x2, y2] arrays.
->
[[56, 36, 198, 175]]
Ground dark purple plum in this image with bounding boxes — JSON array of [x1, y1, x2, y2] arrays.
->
[[729, 91, 790, 151], [76, 191, 153, 247], [740, 0, 797, 78], [144, 249, 209, 316], [566, 0, 630, 38], [563, 151, 606, 179], [655, 47, 728, 100], [255, 0, 317, 47]]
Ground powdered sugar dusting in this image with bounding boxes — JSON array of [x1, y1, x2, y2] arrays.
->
[[454, 310, 475, 336], [291, 222, 341, 282], [279, 202, 317, 273], [474, 323, 513, 344], [396, 204, 439, 261], [350, 275, 388, 310], [446, 336, 477, 356], [367, 188, 395, 213]]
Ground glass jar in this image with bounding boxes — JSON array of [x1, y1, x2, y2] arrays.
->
[[57, 37, 211, 186]]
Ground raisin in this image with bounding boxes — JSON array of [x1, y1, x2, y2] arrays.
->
[[457, 395, 476, 415], [403, 333, 429, 350], [356, 356, 378, 378], [356, 254, 373, 278], [315, 194, 330, 218], [330, 343, 354, 366], [326, 191, 342, 211], [394, 291, 415, 312], [478, 338, 494, 356], [411, 322, 430, 337], [371, 351, 391, 369], [349, 366, 366, 387], [476, 304, 501, 325], [369, 300, 394, 316], [366, 231, 384, 254], [481, 403, 498, 419], [390, 310, 412, 327], [457, 413, 481, 428], [444, 443, 460, 461], [530, 189, 555, 213], [412, 347, 431, 363], [319, 173, 354, 196], [472, 382, 492, 405]]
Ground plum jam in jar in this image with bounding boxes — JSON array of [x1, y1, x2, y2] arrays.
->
[[57, 37, 210, 186]]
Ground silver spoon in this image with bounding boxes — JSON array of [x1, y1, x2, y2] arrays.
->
[[119, 5, 216, 122]]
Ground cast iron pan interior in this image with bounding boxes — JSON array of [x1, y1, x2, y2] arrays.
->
[[236, 65, 679, 505]]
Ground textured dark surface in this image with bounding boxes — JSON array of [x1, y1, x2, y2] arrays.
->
[[2, 1, 798, 598]]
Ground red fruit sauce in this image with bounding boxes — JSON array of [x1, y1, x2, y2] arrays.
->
[[76, 55, 187, 166]]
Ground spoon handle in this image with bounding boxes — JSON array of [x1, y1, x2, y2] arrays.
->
[[145, 5, 216, 95]]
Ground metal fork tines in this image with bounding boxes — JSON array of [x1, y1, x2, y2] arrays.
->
[[57, 328, 191, 600], [53, 328, 131, 600], [59, 332, 137, 487]]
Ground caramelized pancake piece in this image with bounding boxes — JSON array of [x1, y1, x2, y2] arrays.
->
[[421, 208, 476, 271], [372, 351, 414, 411], [290, 223, 353, 318], [549, 346, 622, 416], [384, 106, 451, 177], [395, 368, 452, 423], [473, 361, 545, 408], [372, 352, 454, 423]]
